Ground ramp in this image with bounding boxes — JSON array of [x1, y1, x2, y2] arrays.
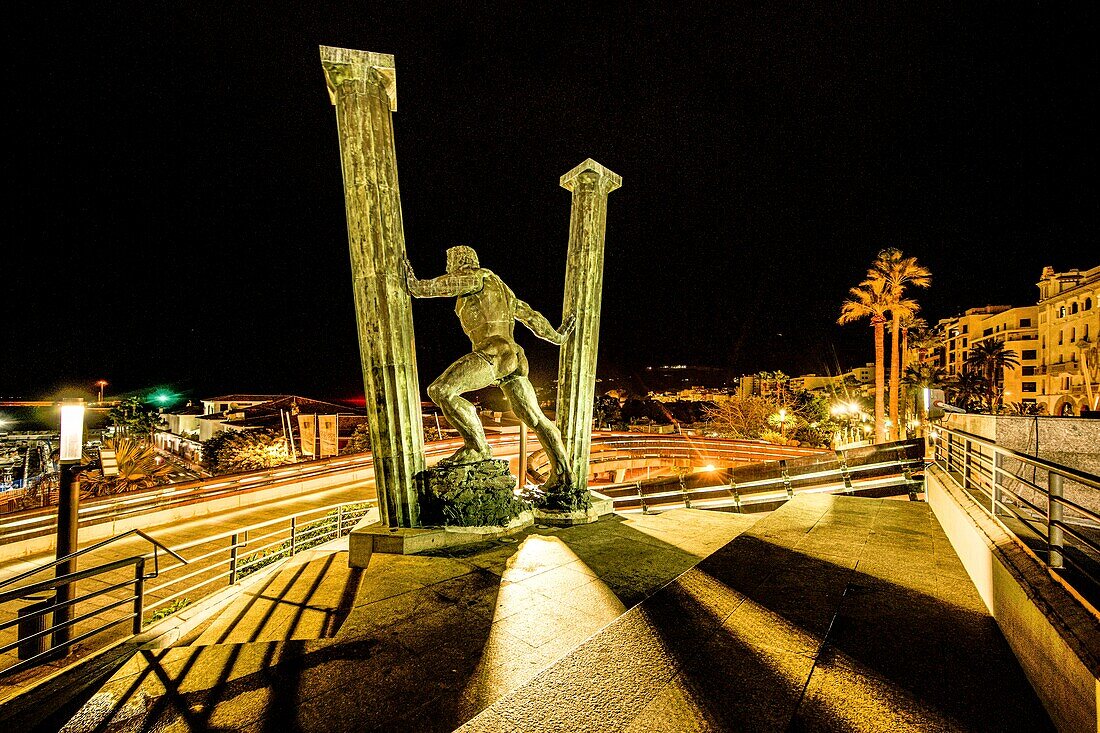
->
[[459, 495, 1053, 732]]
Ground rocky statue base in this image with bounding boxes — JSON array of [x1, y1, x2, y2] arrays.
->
[[533, 490, 615, 527], [348, 460, 533, 566], [532, 480, 592, 513], [526, 481, 615, 527], [417, 459, 530, 528]]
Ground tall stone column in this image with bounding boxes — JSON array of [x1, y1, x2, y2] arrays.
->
[[556, 159, 621, 497], [320, 46, 424, 528]]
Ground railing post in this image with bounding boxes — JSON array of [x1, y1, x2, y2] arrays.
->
[[837, 449, 853, 493], [290, 517, 297, 556], [229, 533, 239, 585], [337, 505, 344, 536], [636, 482, 647, 515], [133, 558, 146, 634], [991, 452, 1002, 516], [1048, 472, 1064, 569], [780, 460, 793, 500], [963, 439, 973, 487]]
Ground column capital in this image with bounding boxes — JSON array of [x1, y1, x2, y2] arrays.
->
[[319, 45, 397, 110], [560, 158, 622, 194]]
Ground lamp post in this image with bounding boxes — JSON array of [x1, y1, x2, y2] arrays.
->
[[54, 399, 85, 652], [95, 380, 108, 404], [831, 402, 865, 446]]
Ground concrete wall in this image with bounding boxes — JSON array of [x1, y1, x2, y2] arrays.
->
[[942, 413, 1099, 522], [926, 464, 1099, 733]]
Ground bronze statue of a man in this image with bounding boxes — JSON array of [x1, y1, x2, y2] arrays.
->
[[405, 246, 574, 492]]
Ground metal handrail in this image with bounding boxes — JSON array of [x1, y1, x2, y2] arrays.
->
[[525, 435, 828, 483], [0, 554, 149, 677], [0, 528, 186, 593], [939, 427, 1100, 492], [0, 499, 372, 678], [141, 499, 373, 616], [932, 425, 1100, 596], [608, 442, 924, 512]]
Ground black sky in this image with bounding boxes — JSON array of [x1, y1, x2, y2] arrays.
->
[[4, 3, 1097, 401]]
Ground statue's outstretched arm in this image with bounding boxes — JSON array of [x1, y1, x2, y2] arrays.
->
[[404, 259, 482, 298], [516, 301, 576, 346]]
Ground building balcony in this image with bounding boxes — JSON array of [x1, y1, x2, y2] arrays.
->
[[1040, 362, 1076, 375]]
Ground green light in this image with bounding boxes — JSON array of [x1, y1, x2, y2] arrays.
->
[[149, 389, 178, 407]]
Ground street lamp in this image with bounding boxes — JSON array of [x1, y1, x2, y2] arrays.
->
[[831, 402, 862, 446], [54, 399, 86, 652], [95, 380, 108, 404]]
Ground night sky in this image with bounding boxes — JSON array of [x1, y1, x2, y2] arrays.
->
[[5, 4, 1097, 402]]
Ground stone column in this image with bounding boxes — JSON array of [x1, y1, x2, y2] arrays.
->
[[556, 159, 622, 496], [320, 46, 424, 527]]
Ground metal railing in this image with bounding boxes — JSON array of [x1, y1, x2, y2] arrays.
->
[[604, 440, 924, 513], [0, 530, 185, 677], [932, 426, 1100, 592], [525, 434, 826, 485], [140, 500, 373, 622], [0, 500, 373, 679]]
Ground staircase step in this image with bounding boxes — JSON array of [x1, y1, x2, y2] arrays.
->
[[192, 549, 362, 646]]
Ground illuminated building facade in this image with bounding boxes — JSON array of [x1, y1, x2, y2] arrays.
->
[[930, 264, 1099, 414]]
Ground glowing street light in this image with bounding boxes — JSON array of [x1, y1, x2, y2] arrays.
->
[[95, 379, 108, 404], [59, 400, 85, 462], [55, 399, 87, 651]]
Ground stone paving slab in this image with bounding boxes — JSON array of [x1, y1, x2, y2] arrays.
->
[[194, 550, 362, 646], [51, 509, 758, 731], [460, 495, 1055, 733]]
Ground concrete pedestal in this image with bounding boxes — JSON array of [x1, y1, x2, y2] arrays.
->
[[348, 511, 533, 566]]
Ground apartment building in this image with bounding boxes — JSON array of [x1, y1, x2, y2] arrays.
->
[[1036, 265, 1100, 415], [931, 264, 1098, 415]]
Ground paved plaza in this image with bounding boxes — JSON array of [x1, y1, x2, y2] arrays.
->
[[43, 496, 1051, 732]]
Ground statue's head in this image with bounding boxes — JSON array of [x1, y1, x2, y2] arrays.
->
[[446, 246, 479, 273]]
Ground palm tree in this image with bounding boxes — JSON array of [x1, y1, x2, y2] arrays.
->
[[947, 368, 988, 412], [872, 249, 931, 440], [907, 325, 942, 366], [965, 340, 1020, 411], [903, 363, 947, 389], [839, 277, 892, 443], [899, 314, 928, 373], [81, 437, 175, 496], [1077, 337, 1098, 412], [896, 315, 930, 424]]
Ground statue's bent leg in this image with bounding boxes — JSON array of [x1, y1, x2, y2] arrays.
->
[[429, 353, 496, 465], [501, 376, 573, 489]]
